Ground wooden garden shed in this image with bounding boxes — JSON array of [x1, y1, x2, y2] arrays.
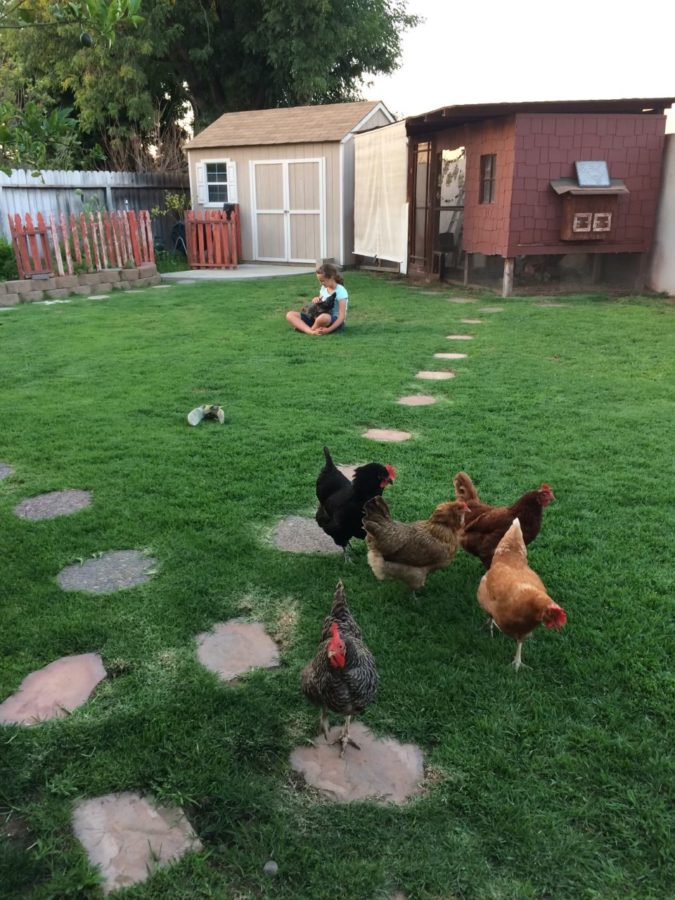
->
[[185, 101, 394, 267]]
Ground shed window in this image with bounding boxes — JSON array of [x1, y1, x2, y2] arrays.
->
[[196, 160, 238, 206], [479, 154, 496, 204]]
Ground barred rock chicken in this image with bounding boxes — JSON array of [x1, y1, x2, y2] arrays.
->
[[362, 496, 468, 593], [301, 581, 378, 756], [477, 518, 567, 670], [453, 471, 555, 568], [315, 446, 396, 558]]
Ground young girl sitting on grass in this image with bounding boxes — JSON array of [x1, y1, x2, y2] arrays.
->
[[285, 263, 348, 335]]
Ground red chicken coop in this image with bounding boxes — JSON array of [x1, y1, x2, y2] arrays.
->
[[403, 97, 675, 295]]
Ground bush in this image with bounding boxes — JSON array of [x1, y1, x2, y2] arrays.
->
[[0, 237, 19, 281]]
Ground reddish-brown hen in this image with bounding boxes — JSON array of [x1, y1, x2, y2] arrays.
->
[[477, 518, 567, 670], [453, 471, 555, 568]]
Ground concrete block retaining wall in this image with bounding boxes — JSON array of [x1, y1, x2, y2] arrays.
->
[[0, 264, 160, 307]]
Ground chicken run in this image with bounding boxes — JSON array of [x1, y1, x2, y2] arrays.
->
[[304, 452, 567, 752]]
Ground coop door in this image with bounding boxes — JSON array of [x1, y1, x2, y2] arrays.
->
[[251, 159, 325, 262]]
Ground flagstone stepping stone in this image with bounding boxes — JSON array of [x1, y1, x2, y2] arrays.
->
[[446, 334, 473, 340], [433, 352, 466, 360], [152, 284, 173, 289], [0, 463, 13, 480], [536, 302, 568, 307], [461, 318, 483, 324], [273, 515, 341, 554], [57, 550, 157, 593], [196, 620, 280, 681], [72, 792, 202, 895], [337, 463, 359, 480], [176, 279, 197, 285], [478, 306, 504, 313], [34, 299, 72, 305], [14, 489, 91, 520], [397, 395, 436, 406], [0, 653, 106, 725], [0, 307, 17, 312], [362, 428, 412, 442], [446, 296, 477, 303], [415, 370, 455, 380], [88, 295, 110, 300], [290, 722, 424, 804]]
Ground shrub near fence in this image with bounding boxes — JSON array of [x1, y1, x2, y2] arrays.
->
[[8, 210, 154, 279]]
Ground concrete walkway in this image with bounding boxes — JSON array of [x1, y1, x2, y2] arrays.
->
[[161, 264, 315, 283]]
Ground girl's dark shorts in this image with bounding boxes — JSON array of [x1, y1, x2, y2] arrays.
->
[[300, 312, 344, 332]]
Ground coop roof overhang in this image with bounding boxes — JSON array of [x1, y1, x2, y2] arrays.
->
[[550, 179, 629, 196]]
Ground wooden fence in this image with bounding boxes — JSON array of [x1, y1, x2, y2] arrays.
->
[[0, 169, 189, 249], [185, 208, 241, 269], [8, 210, 155, 278]]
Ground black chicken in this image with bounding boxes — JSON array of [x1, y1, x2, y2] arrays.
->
[[315, 446, 395, 558], [300, 581, 378, 756]]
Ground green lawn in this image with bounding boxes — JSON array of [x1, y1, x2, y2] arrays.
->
[[1, 274, 673, 899]]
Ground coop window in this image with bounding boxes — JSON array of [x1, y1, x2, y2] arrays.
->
[[197, 160, 238, 206], [479, 154, 496, 204], [592, 212, 612, 232]]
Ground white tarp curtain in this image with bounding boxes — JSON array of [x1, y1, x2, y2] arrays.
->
[[353, 120, 408, 271]]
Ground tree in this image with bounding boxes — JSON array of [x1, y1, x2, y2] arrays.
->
[[0, 0, 143, 172], [0, 0, 419, 172]]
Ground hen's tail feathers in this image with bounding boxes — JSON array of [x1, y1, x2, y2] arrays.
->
[[323, 446, 335, 467], [493, 518, 527, 559], [362, 495, 391, 525], [330, 580, 350, 619], [453, 471, 479, 502]]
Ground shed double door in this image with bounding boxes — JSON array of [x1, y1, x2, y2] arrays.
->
[[251, 158, 325, 263]]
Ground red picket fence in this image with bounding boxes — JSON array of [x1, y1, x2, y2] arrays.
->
[[185, 208, 241, 269], [8, 210, 155, 278]]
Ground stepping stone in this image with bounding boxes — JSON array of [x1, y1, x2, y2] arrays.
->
[[446, 334, 473, 340], [397, 395, 436, 406], [536, 302, 568, 307], [478, 307, 504, 313], [273, 515, 341, 554], [34, 299, 72, 305], [415, 370, 454, 380], [57, 550, 157, 593], [88, 295, 110, 301], [362, 428, 412, 442], [14, 489, 91, 520], [152, 284, 173, 289], [290, 722, 424, 804], [196, 620, 280, 681], [0, 463, 13, 480], [433, 352, 466, 360], [461, 318, 483, 324], [72, 792, 202, 895], [0, 307, 17, 312], [176, 279, 197, 285], [337, 463, 359, 480], [0, 653, 106, 725], [446, 296, 477, 303]]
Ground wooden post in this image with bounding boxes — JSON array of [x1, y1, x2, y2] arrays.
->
[[463, 252, 472, 287], [591, 254, 603, 284], [502, 257, 515, 298], [634, 251, 648, 293]]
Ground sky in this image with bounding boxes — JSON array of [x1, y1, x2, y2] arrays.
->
[[364, 0, 675, 129]]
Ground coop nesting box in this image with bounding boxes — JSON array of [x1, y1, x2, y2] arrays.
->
[[551, 161, 629, 242]]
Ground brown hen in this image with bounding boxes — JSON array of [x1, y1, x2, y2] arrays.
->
[[301, 581, 378, 756], [453, 471, 555, 568], [362, 496, 467, 594]]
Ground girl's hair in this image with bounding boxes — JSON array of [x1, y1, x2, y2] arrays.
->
[[316, 262, 344, 285]]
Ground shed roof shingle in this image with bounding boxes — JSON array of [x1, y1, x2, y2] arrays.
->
[[187, 101, 387, 150]]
